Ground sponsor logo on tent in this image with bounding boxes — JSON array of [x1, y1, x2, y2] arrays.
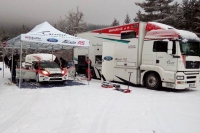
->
[[47, 38, 58, 42], [78, 41, 85, 45], [104, 56, 113, 61], [62, 40, 76, 44], [25, 36, 41, 41], [38, 31, 50, 34]]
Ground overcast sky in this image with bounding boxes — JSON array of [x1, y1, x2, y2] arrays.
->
[[0, 0, 182, 28]]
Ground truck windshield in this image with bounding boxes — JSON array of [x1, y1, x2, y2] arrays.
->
[[40, 62, 60, 68], [180, 41, 200, 56]]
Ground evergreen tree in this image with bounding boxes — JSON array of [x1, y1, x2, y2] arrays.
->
[[21, 25, 29, 33], [124, 14, 131, 24], [133, 10, 143, 22], [180, 0, 200, 35], [157, 2, 184, 28], [111, 18, 120, 26], [54, 24, 57, 29], [134, 0, 174, 22], [1, 30, 9, 42]]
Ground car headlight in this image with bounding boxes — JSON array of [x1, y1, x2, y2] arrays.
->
[[177, 76, 184, 80], [42, 70, 49, 75]]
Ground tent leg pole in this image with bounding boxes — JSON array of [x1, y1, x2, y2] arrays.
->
[[2, 47, 4, 78], [51, 45, 53, 61], [88, 47, 90, 85], [11, 46, 14, 83], [19, 41, 22, 89]]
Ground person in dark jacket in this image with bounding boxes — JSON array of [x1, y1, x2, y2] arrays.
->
[[54, 57, 60, 67], [8, 55, 17, 83], [60, 57, 68, 68], [84, 57, 92, 81], [4, 55, 9, 68]]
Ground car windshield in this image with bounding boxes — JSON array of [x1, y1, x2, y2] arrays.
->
[[40, 61, 60, 68], [180, 41, 200, 56]]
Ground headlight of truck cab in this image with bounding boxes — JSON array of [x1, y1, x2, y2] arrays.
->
[[176, 76, 184, 80]]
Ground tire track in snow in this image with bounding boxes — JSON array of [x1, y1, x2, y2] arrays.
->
[[88, 91, 122, 133], [53, 89, 80, 133], [0, 91, 40, 133], [145, 91, 169, 133]]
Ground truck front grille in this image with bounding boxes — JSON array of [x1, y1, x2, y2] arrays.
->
[[187, 76, 196, 79], [187, 81, 196, 83]]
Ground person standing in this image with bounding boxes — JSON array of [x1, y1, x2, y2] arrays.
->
[[4, 55, 9, 68], [84, 57, 92, 81], [60, 57, 67, 68], [54, 57, 60, 67], [8, 55, 17, 83]]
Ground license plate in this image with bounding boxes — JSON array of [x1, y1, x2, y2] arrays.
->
[[189, 83, 195, 88]]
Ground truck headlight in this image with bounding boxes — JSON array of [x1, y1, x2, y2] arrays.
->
[[177, 76, 184, 80]]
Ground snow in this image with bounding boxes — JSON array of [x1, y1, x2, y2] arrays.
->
[[176, 29, 200, 41], [149, 22, 175, 30], [1, 62, 200, 133], [182, 39, 188, 43]]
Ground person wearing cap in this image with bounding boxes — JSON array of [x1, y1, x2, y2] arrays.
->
[[84, 57, 92, 81]]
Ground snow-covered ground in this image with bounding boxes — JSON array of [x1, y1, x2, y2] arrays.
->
[[0, 62, 200, 133]]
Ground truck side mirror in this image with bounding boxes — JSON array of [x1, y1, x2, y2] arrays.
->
[[167, 41, 173, 55]]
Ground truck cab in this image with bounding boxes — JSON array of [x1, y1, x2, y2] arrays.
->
[[141, 29, 200, 89]]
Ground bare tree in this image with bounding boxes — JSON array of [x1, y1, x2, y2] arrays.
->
[[57, 7, 87, 35]]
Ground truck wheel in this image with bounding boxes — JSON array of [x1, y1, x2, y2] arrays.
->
[[145, 72, 161, 90]]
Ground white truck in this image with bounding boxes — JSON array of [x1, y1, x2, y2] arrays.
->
[[75, 22, 200, 89], [16, 53, 75, 83]]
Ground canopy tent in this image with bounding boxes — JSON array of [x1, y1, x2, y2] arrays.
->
[[2, 21, 90, 88], [4, 21, 90, 49]]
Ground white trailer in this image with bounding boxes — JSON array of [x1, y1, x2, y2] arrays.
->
[[74, 21, 175, 79], [101, 22, 200, 90], [75, 21, 200, 89]]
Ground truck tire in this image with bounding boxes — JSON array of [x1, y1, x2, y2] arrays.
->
[[145, 72, 161, 90]]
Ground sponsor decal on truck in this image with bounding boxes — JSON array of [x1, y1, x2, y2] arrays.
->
[[104, 56, 113, 61]]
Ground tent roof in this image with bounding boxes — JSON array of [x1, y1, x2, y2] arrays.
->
[[4, 21, 90, 50]]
